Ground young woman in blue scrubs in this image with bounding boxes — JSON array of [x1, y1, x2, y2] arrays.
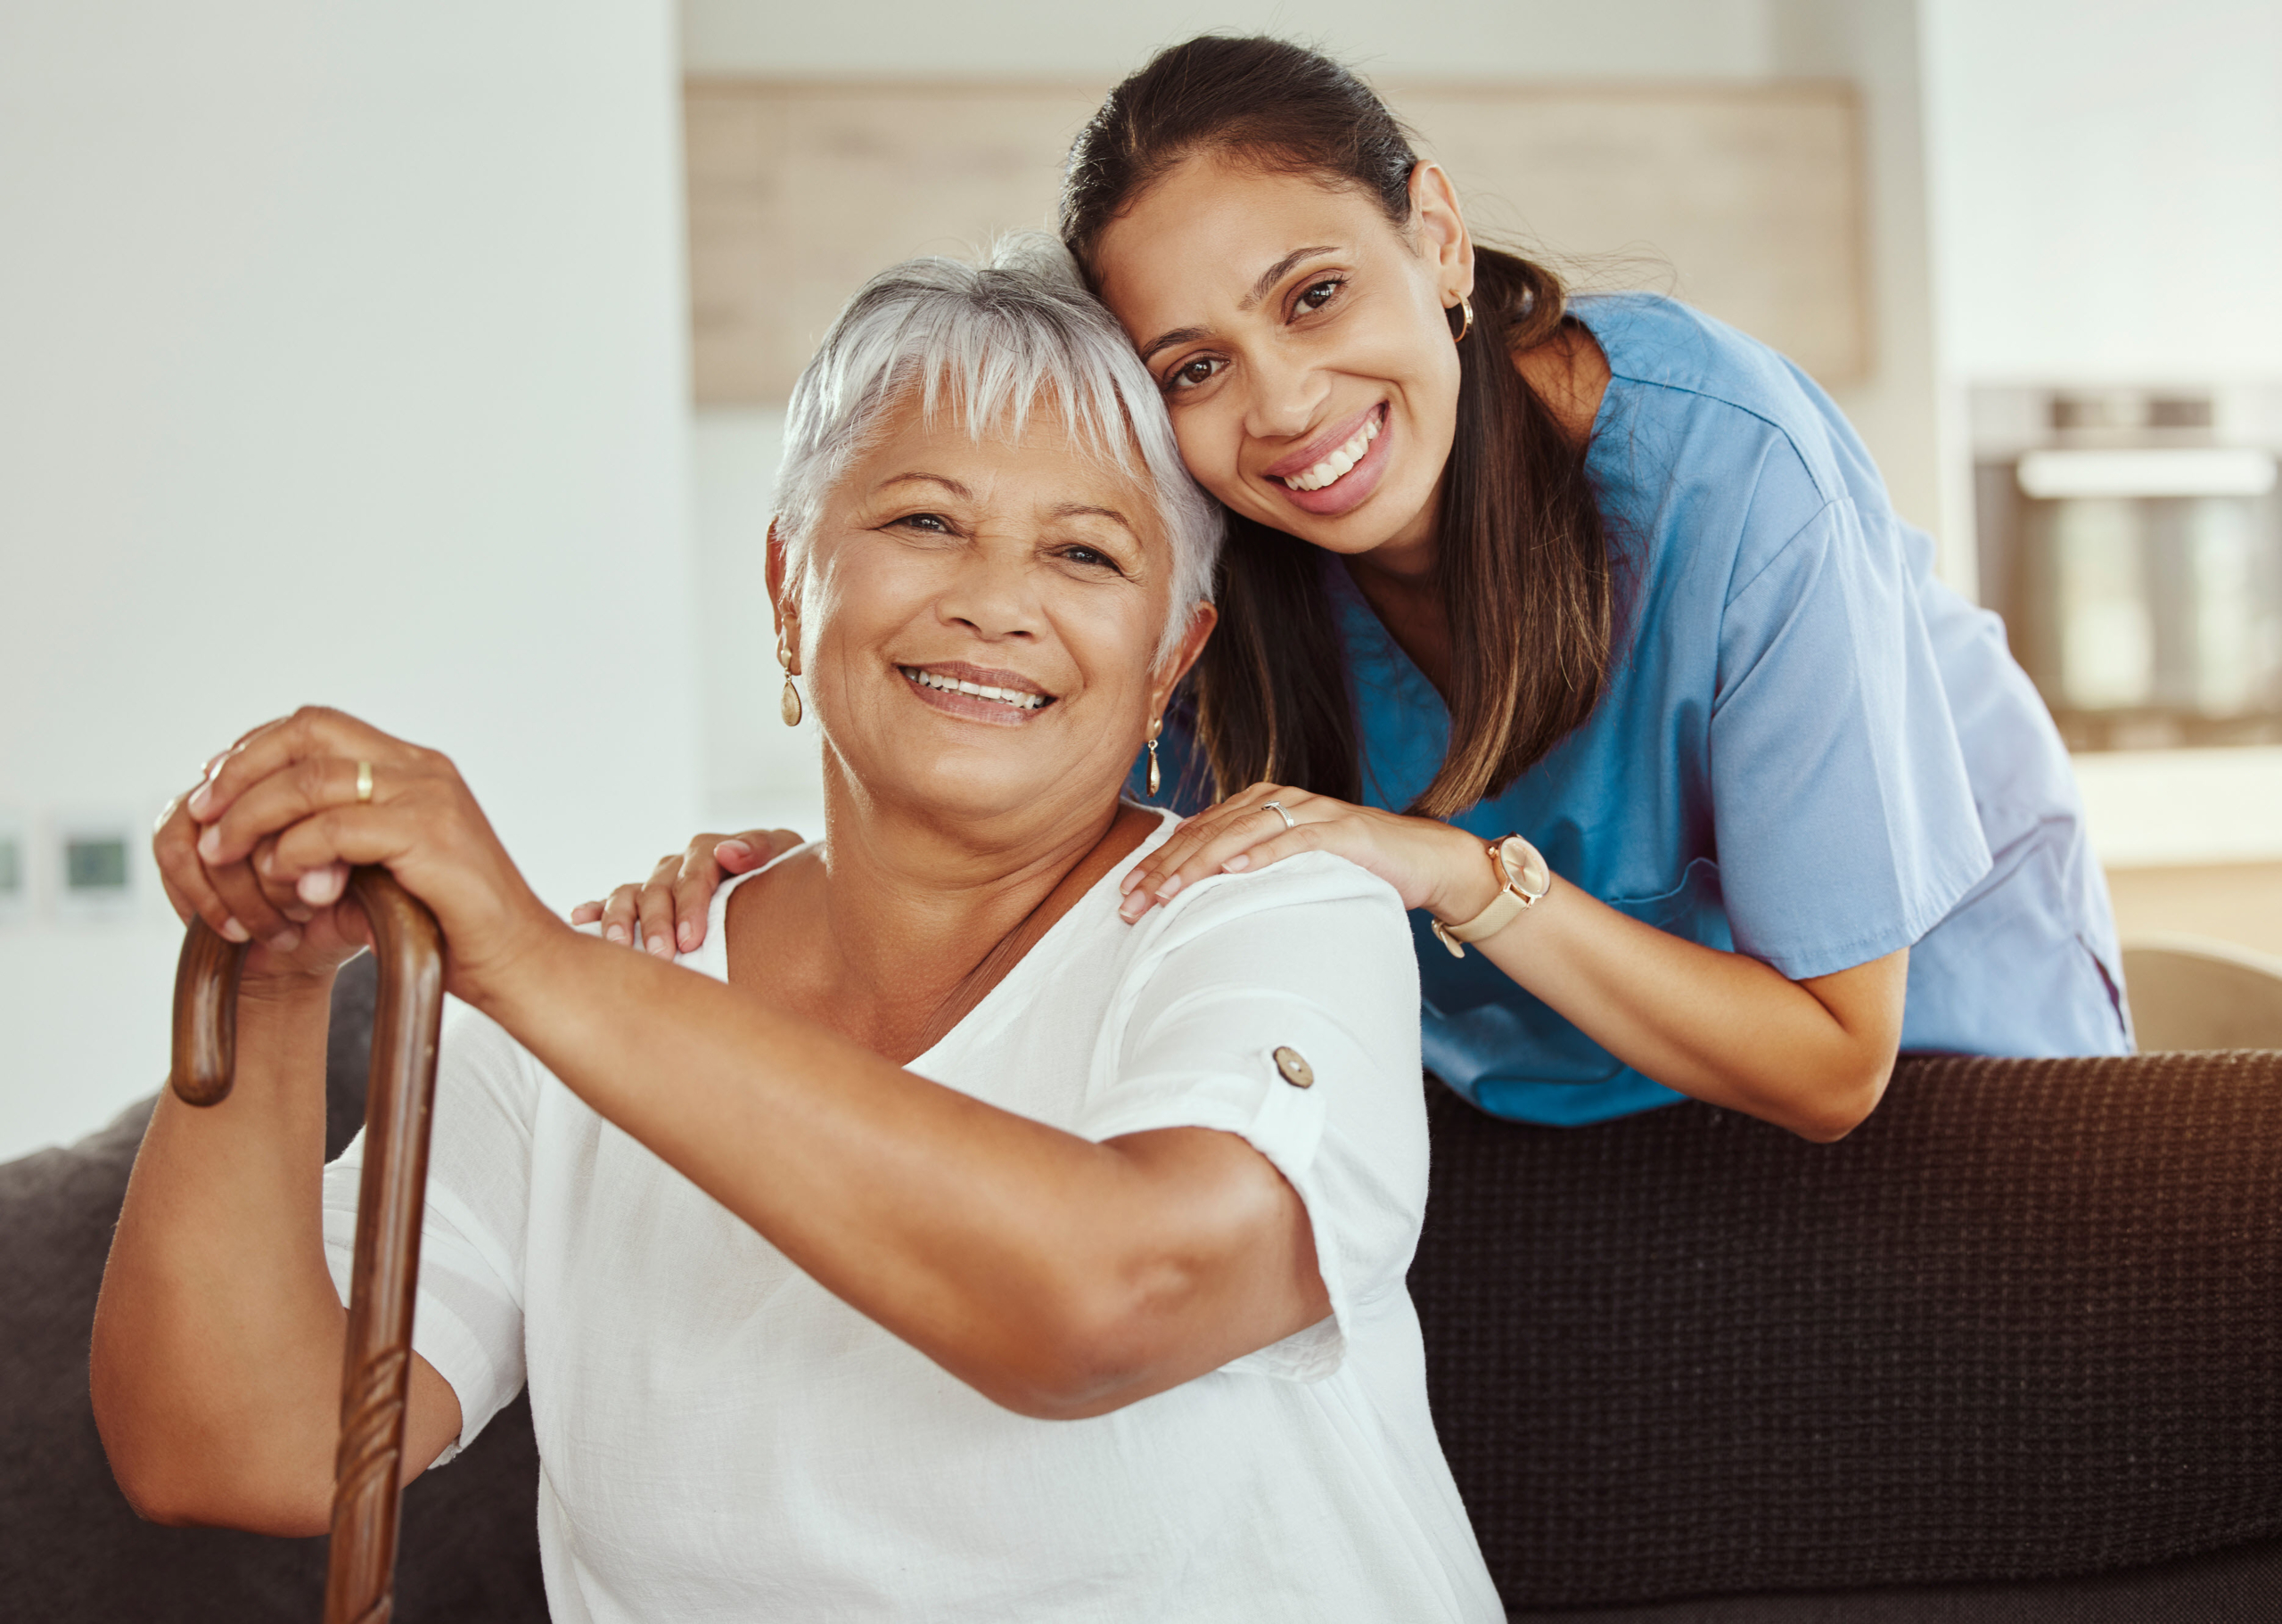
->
[[587, 37, 2130, 1140]]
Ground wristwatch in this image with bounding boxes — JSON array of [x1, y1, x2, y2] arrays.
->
[[1430, 833, 1552, 957]]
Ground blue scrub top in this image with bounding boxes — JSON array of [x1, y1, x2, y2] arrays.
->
[[1141, 292, 2131, 1123]]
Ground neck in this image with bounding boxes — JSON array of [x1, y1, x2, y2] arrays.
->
[[1353, 491, 1441, 586], [735, 759, 1153, 1061], [1338, 323, 1610, 696]]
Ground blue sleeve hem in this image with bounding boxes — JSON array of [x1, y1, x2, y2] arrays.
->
[[1748, 837, 1993, 981]]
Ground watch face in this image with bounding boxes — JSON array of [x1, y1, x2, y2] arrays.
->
[[1495, 835, 1551, 900]]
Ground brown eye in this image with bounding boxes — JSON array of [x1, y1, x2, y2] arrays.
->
[[1296, 277, 1343, 313], [1166, 356, 1224, 392]]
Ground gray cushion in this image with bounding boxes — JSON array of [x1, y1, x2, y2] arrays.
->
[[0, 956, 546, 1622]]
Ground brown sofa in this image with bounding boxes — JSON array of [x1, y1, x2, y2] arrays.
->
[[4, 956, 2275, 1620]]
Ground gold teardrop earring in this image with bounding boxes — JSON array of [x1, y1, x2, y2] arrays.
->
[[1145, 716, 1163, 798], [777, 627, 802, 728]]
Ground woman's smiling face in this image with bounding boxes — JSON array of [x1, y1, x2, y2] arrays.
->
[[1092, 156, 1473, 571], [779, 393, 1210, 838]]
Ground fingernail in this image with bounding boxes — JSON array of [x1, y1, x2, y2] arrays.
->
[[678, 923, 698, 950], [605, 924, 628, 944], [1120, 871, 1144, 896], [1222, 856, 1250, 873], [187, 782, 214, 817], [297, 869, 335, 906], [220, 916, 250, 943], [269, 929, 301, 953], [718, 839, 753, 861], [197, 826, 222, 862], [1118, 894, 1147, 923], [1154, 874, 1184, 901], [646, 937, 672, 958]]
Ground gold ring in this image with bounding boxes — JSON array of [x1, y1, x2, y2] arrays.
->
[[355, 760, 374, 804], [1262, 800, 1296, 832]]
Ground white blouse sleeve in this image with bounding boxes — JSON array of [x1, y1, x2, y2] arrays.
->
[[1074, 854, 1429, 1384], [321, 999, 535, 1463]]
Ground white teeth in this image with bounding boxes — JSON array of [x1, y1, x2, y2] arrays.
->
[[899, 667, 1049, 710], [1282, 412, 1381, 492]]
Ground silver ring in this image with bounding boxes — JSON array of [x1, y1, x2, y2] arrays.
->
[[1261, 800, 1296, 832]]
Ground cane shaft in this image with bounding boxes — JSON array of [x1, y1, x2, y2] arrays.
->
[[322, 869, 445, 1624], [166, 863, 446, 1624]]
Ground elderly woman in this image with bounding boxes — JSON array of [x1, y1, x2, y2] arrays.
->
[[91, 245, 1503, 1622]]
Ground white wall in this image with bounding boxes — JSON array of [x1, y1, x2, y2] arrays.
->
[[682, 0, 1785, 79], [0, 2, 698, 1161], [1769, 1, 1950, 562], [691, 407, 819, 833], [1925, 0, 2282, 385]]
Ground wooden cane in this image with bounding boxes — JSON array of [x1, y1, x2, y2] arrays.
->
[[169, 868, 446, 1624]]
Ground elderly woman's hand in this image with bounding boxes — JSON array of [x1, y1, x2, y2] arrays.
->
[[1116, 783, 1501, 928], [160, 706, 562, 1005], [154, 777, 373, 990], [570, 827, 806, 956]]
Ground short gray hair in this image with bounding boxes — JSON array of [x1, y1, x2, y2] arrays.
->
[[775, 234, 1220, 664]]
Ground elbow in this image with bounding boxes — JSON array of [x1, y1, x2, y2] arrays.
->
[[973, 1281, 1169, 1423], [92, 1401, 218, 1530], [106, 1456, 212, 1531], [1786, 1051, 1896, 1144], [91, 1379, 332, 1536], [103, 1452, 332, 1537], [89, 1363, 179, 1525]]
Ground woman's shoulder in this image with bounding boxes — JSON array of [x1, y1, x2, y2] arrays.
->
[[1096, 849, 1423, 1063], [1572, 291, 1803, 408], [1137, 849, 1416, 967], [1572, 291, 1852, 500]]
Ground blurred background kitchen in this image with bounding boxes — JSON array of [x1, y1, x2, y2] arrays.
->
[[4, 0, 2278, 1161]]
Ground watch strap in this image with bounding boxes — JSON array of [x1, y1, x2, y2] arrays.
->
[[1430, 834, 1547, 958]]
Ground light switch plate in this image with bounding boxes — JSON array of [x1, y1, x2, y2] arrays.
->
[[0, 810, 25, 924], [54, 811, 140, 921]]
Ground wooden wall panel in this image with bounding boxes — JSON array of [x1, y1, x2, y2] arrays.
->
[[685, 78, 1864, 405]]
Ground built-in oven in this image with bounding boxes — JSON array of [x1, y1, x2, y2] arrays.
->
[[1974, 386, 2282, 750]]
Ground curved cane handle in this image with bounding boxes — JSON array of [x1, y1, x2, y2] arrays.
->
[[169, 917, 249, 1107], [166, 868, 446, 1624]]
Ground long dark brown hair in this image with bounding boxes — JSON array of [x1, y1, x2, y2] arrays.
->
[[1061, 36, 1617, 819]]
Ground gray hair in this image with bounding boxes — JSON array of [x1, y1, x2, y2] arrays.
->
[[774, 234, 1220, 664]]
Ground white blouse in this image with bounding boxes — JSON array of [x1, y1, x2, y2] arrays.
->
[[323, 810, 1501, 1622]]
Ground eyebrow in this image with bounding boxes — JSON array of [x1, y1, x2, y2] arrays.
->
[[876, 472, 974, 498], [1244, 245, 1342, 309], [1136, 244, 1344, 364], [1050, 502, 1139, 537], [877, 479, 1139, 540]]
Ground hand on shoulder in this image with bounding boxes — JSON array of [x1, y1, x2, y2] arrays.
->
[[1115, 784, 1500, 928], [570, 827, 808, 956]]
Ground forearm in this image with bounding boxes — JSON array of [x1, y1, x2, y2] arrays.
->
[[1477, 880, 1901, 1139], [482, 930, 1306, 1415], [92, 978, 350, 1530]]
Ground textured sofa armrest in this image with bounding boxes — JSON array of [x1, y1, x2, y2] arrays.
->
[[1410, 1052, 2282, 1612]]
